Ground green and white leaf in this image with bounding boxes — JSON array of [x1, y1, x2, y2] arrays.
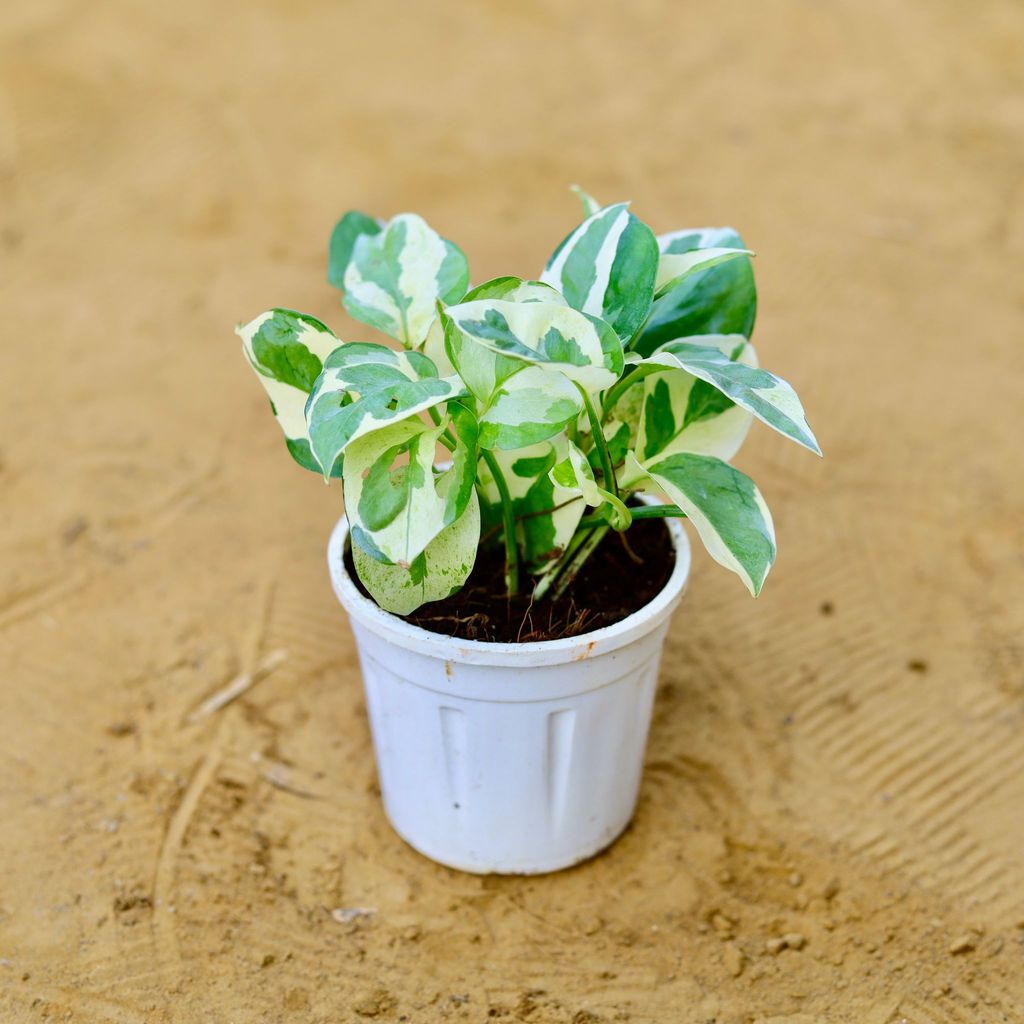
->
[[352, 492, 480, 615], [461, 276, 566, 305], [421, 314, 456, 376], [238, 308, 343, 475], [442, 278, 566, 403], [343, 418, 472, 569], [540, 202, 659, 341], [477, 440, 585, 568], [636, 337, 757, 463], [343, 213, 470, 348], [638, 337, 821, 455], [305, 342, 465, 478], [443, 297, 623, 393], [635, 226, 757, 356], [479, 365, 583, 451], [639, 452, 776, 596], [550, 435, 601, 507], [654, 247, 752, 297], [327, 210, 383, 291]]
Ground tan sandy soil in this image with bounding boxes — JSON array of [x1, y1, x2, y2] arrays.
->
[[2, 1, 1023, 1021]]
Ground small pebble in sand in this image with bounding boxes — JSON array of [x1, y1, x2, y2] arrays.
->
[[723, 944, 745, 977], [788, 872, 803, 887], [783, 932, 806, 950], [822, 877, 841, 900], [331, 906, 377, 924], [949, 934, 977, 955]]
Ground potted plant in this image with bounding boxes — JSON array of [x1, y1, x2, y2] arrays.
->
[[239, 187, 820, 874]]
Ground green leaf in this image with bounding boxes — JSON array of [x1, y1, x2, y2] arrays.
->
[[550, 435, 601, 507], [442, 277, 565, 403], [639, 337, 821, 455], [238, 308, 343, 476], [654, 247, 752, 297], [342, 418, 472, 568], [443, 297, 623, 393], [541, 202, 659, 341], [305, 342, 465, 479], [327, 210, 383, 290], [343, 213, 470, 348], [352, 492, 480, 615], [635, 336, 757, 462], [641, 452, 776, 595], [478, 365, 583, 451], [635, 227, 757, 356]]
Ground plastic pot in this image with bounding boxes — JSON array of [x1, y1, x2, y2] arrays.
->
[[326, 505, 691, 874]]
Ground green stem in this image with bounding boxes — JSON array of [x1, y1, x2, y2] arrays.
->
[[577, 504, 687, 530], [531, 523, 593, 602], [600, 367, 646, 419], [480, 448, 520, 597], [548, 525, 610, 604], [576, 383, 617, 498], [426, 406, 457, 452]]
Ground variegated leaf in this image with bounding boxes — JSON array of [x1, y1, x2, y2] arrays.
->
[[442, 277, 566, 403], [237, 308, 343, 475], [477, 440, 585, 568], [352, 493, 480, 615], [443, 298, 623, 393], [639, 452, 776, 595], [638, 337, 821, 455], [460, 276, 566, 305], [635, 226, 757, 356], [636, 337, 757, 463], [550, 435, 601, 507], [541, 202, 659, 341], [654, 247, 752, 297], [343, 213, 470, 348], [305, 342, 465, 479], [343, 415, 474, 569], [327, 210, 383, 290], [478, 365, 583, 451]]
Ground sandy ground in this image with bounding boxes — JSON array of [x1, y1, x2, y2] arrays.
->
[[1, 0, 1023, 1021]]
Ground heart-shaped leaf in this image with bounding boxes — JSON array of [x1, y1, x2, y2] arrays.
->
[[541, 201, 659, 341], [344, 213, 469, 348], [638, 337, 820, 455], [638, 452, 776, 595], [635, 337, 758, 462], [238, 308, 344, 476], [305, 343, 465, 478], [327, 210, 383, 290], [343, 415, 475, 569], [479, 365, 583, 451], [443, 297, 623, 394], [352, 493, 480, 615], [635, 226, 757, 356]]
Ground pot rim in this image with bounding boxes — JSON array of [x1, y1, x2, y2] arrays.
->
[[327, 496, 691, 667]]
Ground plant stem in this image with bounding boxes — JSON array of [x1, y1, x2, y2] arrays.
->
[[531, 523, 593, 602], [576, 383, 617, 497], [577, 504, 687, 530], [600, 367, 645, 419], [480, 448, 519, 597], [426, 406, 457, 452], [548, 524, 609, 604]]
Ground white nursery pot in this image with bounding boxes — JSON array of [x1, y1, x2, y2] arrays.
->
[[327, 507, 691, 875]]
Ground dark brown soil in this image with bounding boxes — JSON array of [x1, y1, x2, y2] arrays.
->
[[346, 518, 676, 643]]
